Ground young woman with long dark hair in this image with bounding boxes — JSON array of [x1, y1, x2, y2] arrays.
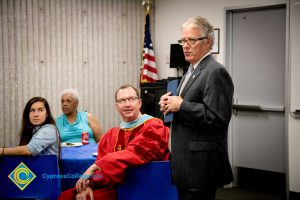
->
[[0, 97, 60, 156]]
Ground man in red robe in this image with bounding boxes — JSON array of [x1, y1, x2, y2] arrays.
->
[[59, 84, 170, 200]]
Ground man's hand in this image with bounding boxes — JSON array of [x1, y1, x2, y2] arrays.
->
[[76, 176, 91, 194], [76, 186, 94, 200], [76, 164, 99, 193], [159, 92, 183, 115]]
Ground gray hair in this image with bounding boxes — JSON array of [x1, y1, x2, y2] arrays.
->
[[62, 88, 79, 102], [182, 16, 215, 50]]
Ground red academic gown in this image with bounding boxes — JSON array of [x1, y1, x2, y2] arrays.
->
[[59, 117, 170, 200]]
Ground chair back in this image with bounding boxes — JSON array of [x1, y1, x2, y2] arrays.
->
[[0, 155, 60, 199], [117, 160, 178, 200]]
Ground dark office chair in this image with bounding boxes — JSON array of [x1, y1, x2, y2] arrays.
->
[[0, 155, 60, 199], [117, 160, 179, 200]]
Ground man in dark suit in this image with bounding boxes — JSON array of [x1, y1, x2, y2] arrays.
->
[[159, 16, 234, 200]]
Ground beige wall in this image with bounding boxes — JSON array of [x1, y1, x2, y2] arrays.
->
[[0, 0, 144, 146]]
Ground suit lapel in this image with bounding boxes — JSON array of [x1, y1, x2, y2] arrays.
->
[[180, 55, 212, 97], [177, 72, 187, 95], [180, 69, 200, 97]]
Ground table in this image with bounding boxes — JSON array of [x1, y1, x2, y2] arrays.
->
[[61, 143, 98, 191]]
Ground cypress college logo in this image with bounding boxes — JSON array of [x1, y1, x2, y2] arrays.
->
[[8, 162, 36, 190]]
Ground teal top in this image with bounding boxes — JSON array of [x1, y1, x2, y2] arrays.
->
[[56, 111, 96, 143]]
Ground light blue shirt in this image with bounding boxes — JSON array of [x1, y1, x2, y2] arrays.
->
[[56, 111, 96, 143], [120, 114, 153, 129], [26, 124, 59, 156]]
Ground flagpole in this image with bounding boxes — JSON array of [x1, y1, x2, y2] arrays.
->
[[140, 7, 147, 85], [141, 0, 151, 85]]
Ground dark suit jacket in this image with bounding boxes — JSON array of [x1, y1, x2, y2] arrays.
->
[[171, 54, 234, 189]]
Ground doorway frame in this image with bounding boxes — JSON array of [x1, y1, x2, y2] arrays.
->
[[224, 2, 290, 198]]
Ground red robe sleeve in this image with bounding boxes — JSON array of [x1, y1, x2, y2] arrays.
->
[[91, 118, 170, 188]]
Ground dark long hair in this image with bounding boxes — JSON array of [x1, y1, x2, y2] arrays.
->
[[19, 97, 56, 145]]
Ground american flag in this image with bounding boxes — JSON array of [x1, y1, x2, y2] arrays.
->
[[140, 12, 158, 83]]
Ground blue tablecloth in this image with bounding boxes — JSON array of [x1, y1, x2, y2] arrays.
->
[[60, 143, 98, 191]]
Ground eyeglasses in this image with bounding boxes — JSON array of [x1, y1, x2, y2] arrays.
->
[[116, 96, 139, 104], [178, 37, 208, 46]]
